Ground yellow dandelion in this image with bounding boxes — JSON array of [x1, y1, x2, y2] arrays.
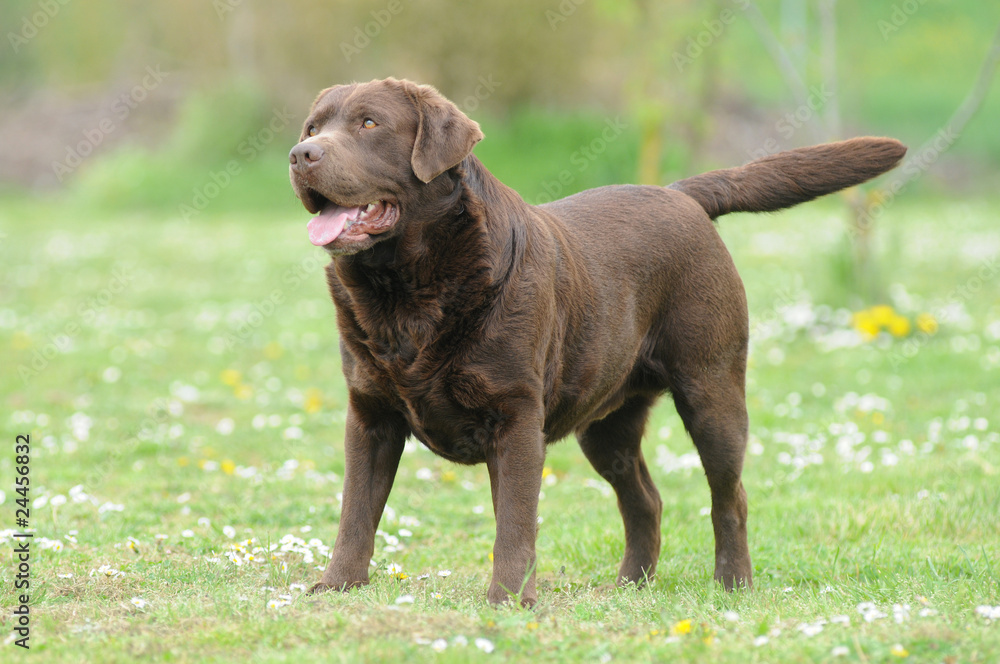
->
[[488, 551, 494, 562], [872, 412, 885, 426], [647, 629, 661, 639], [542, 467, 553, 479], [916, 313, 938, 335], [671, 619, 693, 636], [887, 315, 911, 337], [234, 383, 253, 400], [526, 621, 539, 630], [852, 310, 880, 338], [264, 341, 284, 360], [395, 572, 409, 580], [890, 644, 909, 658], [870, 305, 896, 326], [221, 460, 236, 475], [441, 470, 457, 483], [220, 369, 241, 386], [178, 456, 190, 467], [304, 388, 323, 414]]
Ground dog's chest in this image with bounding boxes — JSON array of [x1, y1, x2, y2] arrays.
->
[[334, 270, 505, 464], [397, 376, 501, 465], [361, 337, 502, 465], [403, 400, 497, 465]]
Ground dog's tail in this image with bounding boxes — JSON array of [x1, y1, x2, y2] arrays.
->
[[668, 137, 906, 220]]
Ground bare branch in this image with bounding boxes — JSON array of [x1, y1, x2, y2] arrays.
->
[[817, 0, 840, 138], [743, 1, 829, 142]]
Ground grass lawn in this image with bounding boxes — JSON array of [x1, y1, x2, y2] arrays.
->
[[1, 194, 999, 662]]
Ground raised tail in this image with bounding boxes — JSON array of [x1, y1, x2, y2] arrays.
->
[[667, 137, 906, 219]]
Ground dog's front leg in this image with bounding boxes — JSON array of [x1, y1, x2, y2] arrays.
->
[[485, 408, 545, 607], [311, 399, 407, 594]]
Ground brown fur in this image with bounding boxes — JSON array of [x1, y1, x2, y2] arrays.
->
[[288, 78, 906, 606]]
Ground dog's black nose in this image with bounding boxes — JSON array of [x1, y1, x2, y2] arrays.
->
[[289, 142, 325, 171]]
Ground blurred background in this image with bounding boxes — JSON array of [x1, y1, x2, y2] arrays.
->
[[2, 0, 997, 208], [1, 0, 999, 328]]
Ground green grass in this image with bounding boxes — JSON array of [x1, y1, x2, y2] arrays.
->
[[1, 193, 999, 662]]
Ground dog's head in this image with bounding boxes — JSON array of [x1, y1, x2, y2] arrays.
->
[[289, 78, 483, 255]]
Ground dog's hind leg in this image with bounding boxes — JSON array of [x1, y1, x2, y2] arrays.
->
[[669, 358, 753, 590], [578, 395, 663, 586]]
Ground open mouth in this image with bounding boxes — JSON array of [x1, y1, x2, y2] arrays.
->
[[305, 197, 398, 247]]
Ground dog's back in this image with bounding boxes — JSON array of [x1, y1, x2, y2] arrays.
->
[[530, 136, 906, 488]]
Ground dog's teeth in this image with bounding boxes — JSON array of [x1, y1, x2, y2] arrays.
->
[[366, 202, 377, 213]]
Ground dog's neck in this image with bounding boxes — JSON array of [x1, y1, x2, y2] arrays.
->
[[337, 155, 526, 287], [329, 155, 529, 352]]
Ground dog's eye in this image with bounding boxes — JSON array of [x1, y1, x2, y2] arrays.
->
[[362, 118, 377, 129], [307, 125, 317, 137]]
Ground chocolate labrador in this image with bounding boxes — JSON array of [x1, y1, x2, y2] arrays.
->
[[288, 77, 905, 606]]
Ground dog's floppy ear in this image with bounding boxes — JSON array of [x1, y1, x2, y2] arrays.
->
[[402, 81, 484, 183]]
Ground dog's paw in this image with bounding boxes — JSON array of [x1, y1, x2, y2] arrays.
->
[[616, 567, 655, 589], [714, 569, 753, 592], [487, 588, 537, 608], [308, 578, 369, 595]]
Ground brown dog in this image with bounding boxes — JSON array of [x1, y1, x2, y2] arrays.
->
[[288, 78, 905, 606]]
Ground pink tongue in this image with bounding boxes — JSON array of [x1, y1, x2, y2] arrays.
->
[[307, 203, 360, 246]]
